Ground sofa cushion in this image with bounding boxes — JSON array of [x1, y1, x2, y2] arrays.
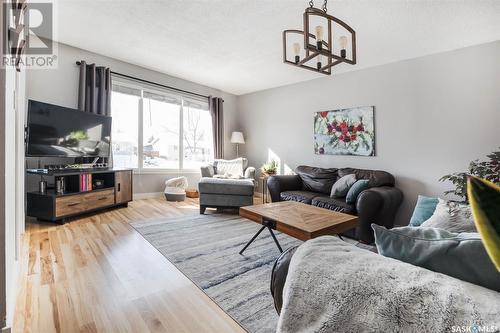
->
[[280, 191, 318, 204], [311, 196, 356, 214], [198, 177, 254, 196], [372, 225, 500, 292], [330, 174, 357, 198], [338, 168, 395, 187], [420, 199, 476, 233], [295, 165, 338, 195], [409, 195, 439, 226]]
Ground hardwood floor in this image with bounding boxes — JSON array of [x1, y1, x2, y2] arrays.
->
[[13, 197, 248, 333]]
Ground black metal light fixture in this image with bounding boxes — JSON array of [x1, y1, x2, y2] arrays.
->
[[282, 0, 356, 75]]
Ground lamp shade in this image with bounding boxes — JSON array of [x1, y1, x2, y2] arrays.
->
[[230, 131, 245, 144]]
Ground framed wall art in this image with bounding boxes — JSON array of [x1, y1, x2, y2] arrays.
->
[[314, 106, 375, 156]]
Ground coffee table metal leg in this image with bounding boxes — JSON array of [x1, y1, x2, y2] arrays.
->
[[239, 220, 284, 255], [239, 225, 266, 255], [267, 227, 283, 253]]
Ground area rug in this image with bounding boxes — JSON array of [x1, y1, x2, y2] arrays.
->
[[131, 213, 302, 333]]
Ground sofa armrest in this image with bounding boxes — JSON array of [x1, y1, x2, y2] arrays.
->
[[271, 245, 298, 315], [267, 175, 303, 202], [244, 166, 256, 180], [356, 186, 403, 243], [200, 164, 214, 178]]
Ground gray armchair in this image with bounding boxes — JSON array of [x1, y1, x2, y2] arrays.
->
[[198, 158, 256, 214]]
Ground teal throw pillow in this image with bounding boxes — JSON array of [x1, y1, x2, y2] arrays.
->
[[409, 195, 439, 226], [372, 224, 500, 291], [346, 179, 370, 204]]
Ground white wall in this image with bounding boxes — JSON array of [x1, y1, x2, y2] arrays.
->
[[3, 62, 26, 329], [26, 42, 239, 193], [237, 41, 500, 225]]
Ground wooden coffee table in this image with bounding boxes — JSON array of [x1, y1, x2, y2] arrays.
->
[[238, 201, 358, 254]]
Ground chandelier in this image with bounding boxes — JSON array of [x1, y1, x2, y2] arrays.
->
[[283, 0, 356, 75]]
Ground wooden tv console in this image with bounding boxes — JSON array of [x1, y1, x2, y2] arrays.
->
[[27, 168, 133, 223]]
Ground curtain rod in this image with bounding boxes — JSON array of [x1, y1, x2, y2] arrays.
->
[[75, 61, 210, 99]]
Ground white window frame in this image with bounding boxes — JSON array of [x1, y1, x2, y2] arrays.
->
[[111, 76, 212, 174]]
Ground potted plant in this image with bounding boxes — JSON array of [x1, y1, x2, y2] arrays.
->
[[260, 160, 278, 177], [440, 148, 499, 202]]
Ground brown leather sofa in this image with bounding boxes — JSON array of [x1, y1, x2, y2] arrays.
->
[[267, 165, 403, 244]]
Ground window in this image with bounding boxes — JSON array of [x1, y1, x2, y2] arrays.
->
[[183, 99, 213, 169], [111, 78, 213, 171], [111, 85, 140, 169], [142, 92, 181, 169]]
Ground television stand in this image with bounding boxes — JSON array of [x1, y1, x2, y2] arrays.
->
[[26, 168, 133, 223]]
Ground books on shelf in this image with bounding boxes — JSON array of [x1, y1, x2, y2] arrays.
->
[[79, 173, 93, 192]]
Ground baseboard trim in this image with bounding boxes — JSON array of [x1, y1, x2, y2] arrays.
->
[[134, 192, 164, 200]]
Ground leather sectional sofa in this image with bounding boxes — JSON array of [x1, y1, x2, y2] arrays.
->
[[267, 165, 403, 243]]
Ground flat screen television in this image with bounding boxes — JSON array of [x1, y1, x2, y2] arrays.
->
[[26, 100, 112, 157]]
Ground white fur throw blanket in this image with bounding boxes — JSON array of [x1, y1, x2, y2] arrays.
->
[[214, 158, 244, 177], [277, 237, 500, 333]]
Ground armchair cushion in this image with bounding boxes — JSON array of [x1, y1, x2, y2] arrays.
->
[[200, 164, 215, 178], [198, 177, 254, 196], [213, 158, 245, 177], [201, 158, 255, 182]]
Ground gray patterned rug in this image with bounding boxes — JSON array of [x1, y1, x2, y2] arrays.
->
[[131, 213, 302, 333]]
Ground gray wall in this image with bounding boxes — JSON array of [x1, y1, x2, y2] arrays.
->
[[26, 42, 240, 194], [237, 41, 500, 225]]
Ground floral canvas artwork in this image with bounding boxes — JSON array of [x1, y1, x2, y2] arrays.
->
[[314, 106, 375, 156]]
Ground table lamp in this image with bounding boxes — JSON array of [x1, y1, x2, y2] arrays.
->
[[230, 131, 245, 157]]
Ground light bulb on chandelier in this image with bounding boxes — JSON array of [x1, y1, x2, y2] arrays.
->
[[315, 25, 324, 50], [339, 35, 348, 58], [317, 55, 322, 71], [293, 42, 301, 64]]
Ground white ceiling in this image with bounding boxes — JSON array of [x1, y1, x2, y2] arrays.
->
[[53, 0, 500, 95]]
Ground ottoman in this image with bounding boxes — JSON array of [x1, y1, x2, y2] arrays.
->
[[198, 177, 254, 214]]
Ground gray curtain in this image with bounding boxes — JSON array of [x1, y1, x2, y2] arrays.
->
[[209, 96, 224, 159], [77, 60, 112, 115]]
